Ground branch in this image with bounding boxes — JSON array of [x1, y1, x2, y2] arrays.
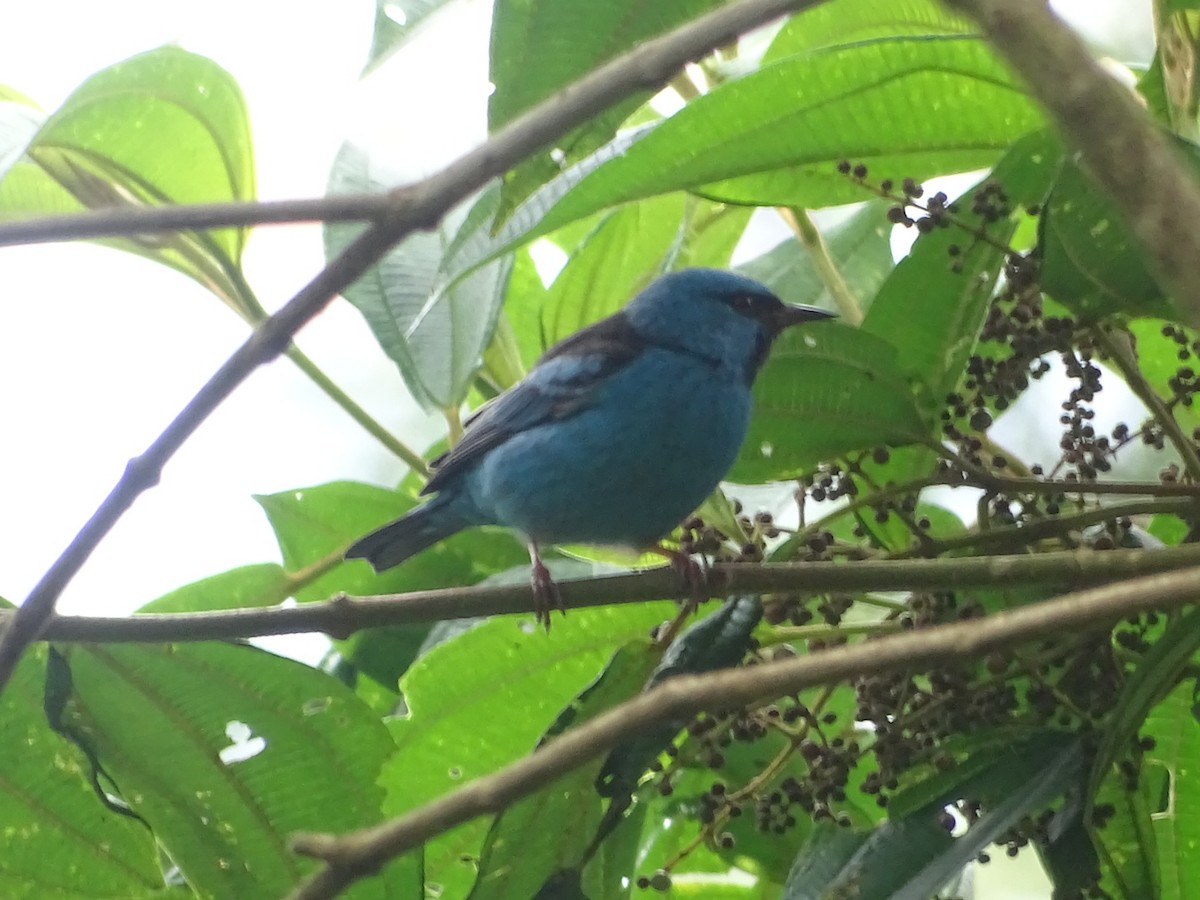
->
[[284, 562, 1200, 900], [12, 545, 1200, 644], [0, 193, 391, 248], [0, 0, 831, 691], [941, 0, 1200, 327]]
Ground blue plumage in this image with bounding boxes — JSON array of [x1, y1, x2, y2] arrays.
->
[[346, 267, 835, 626]]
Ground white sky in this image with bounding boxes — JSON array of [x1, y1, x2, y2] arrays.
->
[[0, 0, 1155, 621]]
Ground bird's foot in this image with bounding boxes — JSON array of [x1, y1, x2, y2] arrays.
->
[[646, 545, 710, 647], [648, 546, 710, 609], [529, 542, 565, 632]]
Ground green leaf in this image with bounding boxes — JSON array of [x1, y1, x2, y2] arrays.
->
[[325, 144, 512, 410], [1145, 680, 1200, 900], [255, 480, 528, 686], [0, 646, 164, 899], [381, 603, 675, 900], [764, 0, 973, 62], [672, 201, 754, 272], [56, 643, 415, 899], [468, 641, 660, 899], [1088, 607, 1200, 826], [482, 250, 545, 383], [540, 193, 686, 348], [137, 563, 289, 614], [0, 48, 258, 318], [731, 324, 931, 482], [740, 199, 894, 316], [598, 597, 762, 798], [864, 128, 1065, 403], [523, 35, 1041, 235], [1083, 608, 1200, 899], [1093, 763, 1160, 899], [488, 0, 724, 219], [785, 733, 1082, 899], [1039, 150, 1183, 320]]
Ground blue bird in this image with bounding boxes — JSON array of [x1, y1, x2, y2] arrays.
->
[[346, 267, 835, 628]]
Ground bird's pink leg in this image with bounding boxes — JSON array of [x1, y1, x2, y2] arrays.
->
[[646, 545, 709, 605], [645, 545, 711, 646], [528, 541, 564, 632]]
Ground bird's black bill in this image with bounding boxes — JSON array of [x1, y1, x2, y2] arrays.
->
[[773, 303, 837, 331]]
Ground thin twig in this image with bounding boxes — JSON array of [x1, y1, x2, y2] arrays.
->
[[779, 206, 864, 324], [284, 563, 1200, 900], [284, 345, 429, 475], [10, 546, 1200, 645], [0, 0, 833, 690]]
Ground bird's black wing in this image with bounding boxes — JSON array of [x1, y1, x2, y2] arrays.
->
[[422, 311, 646, 494]]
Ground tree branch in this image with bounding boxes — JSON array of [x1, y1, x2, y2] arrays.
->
[[0, 0, 831, 691], [0, 193, 392, 248], [941, 0, 1200, 327], [284, 562, 1200, 900], [9, 545, 1200, 645]]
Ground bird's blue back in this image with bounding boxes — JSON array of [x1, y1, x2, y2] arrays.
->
[[430, 268, 781, 548]]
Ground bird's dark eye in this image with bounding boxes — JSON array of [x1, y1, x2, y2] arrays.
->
[[729, 292, 779, 320], [732, 294, 757, 314]]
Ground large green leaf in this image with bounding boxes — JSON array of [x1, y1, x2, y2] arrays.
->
[[1145, 680, 1200, 900], [0, 48, 257, 317], [137, 563, 290, 614], [764, 0, 972, 62], [1088, 607, 1200, 828], [255, 480, 528, 687], [0, 646, 164, 899], [1039, 150, 1186, 321], [784, 733, 1082, 899], [731, 324, 930, 482], [522, 35, 1041, 234], [325, 144, 512, 410], [1093, 763, 1160, 899], [489, 0, 723, 219], [55, 642, 414, 900], [381, 603, 676, 900], [467, 641, 659, 899], [539, 193, 685, 348]]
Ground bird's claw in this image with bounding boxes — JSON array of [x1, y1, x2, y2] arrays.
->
[[530, 554, 565, 632], [654, 546, 709, 612]]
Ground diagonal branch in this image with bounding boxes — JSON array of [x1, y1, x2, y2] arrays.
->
[[284, 562, 1200, 900], [11, 544, 1200, 644], [0, 0, 831, 692], [941, 0, 1200, 327]]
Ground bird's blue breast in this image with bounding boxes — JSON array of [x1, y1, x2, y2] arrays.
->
[[457, 347, 751, 547]]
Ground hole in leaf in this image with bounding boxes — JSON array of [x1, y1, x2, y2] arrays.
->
[[218, 720, 266, 765]]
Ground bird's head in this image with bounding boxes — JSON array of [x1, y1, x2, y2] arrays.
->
[[624, 268, 836, 382]]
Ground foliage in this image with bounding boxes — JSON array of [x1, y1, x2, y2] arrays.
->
[[3, 1, 1200, 899]]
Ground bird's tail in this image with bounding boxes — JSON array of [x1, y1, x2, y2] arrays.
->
[[345, 497, 467, 571]]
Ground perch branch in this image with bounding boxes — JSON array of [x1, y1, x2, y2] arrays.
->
[[285, 562, 1200, 900], [9, 545, 1200, 644]]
